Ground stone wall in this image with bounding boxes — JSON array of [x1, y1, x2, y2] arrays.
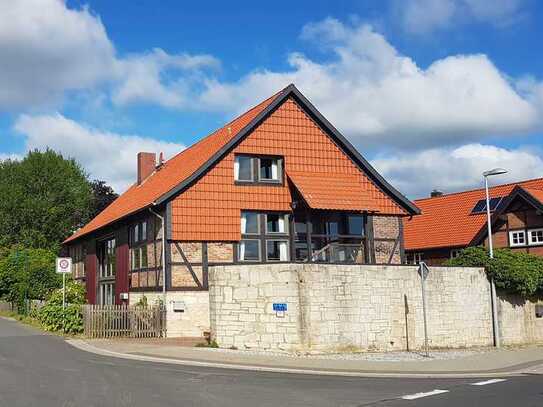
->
[[130, 291, 209, 338], [498, 293, 543, 345], [209, 264, 543, 351]]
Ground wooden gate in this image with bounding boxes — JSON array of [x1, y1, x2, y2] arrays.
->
[[83, 305, 166, 338]]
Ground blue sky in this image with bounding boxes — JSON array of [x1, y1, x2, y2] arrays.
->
[[1, 0, 542, 197]]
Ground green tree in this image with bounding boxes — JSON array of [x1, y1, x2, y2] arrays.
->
[[0, 246, 59, 310], [0, 149, 93, 250], [447, 246, 543, 296], [90, 179, 118, 219]]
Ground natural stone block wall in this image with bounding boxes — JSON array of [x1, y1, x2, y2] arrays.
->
[[209, 264, 543, 351], [130, 291, 209, 338], [498, 293, 543, 345]]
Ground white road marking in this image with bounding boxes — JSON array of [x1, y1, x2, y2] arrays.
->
[[471, 379, 507, 386], [401, 389, 449, 400]]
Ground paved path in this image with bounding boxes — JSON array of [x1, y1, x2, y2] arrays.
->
[[1, 317, 542, 407], [72, 337, 543, 377]]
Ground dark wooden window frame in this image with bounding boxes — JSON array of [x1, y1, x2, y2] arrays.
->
[[234, 154, 284, 186], [236, 211, 290, 263], [294, 210, 369, 264]]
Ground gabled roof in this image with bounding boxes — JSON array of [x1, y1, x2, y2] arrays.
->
[[470, 185, 543, 245], [66, 84, 419, 244], [404, 178, 543, 251]]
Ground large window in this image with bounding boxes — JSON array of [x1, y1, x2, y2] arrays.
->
[[238, 211, 289, 262], [234, 155, 282, 183], [99, 238, 116, 278], [294, 212, 366, 263], [509, 230, 526, 247], [130, 221, 148, 271]]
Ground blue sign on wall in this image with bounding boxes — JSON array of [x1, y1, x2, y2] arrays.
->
[[273, 303, 287, 312]]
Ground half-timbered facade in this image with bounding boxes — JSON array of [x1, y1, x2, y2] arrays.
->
[[64, 84, 419, 335], [404, 178, 543, 266]]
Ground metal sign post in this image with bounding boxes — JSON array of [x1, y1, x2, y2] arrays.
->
[[56, 258, 72, 310], [419, 262, 430, 357]]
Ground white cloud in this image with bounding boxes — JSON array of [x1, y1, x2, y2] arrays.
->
[[397, 0, 526, 34], [197, 19, 540, 147], [13, 114, 184, 192], [0, 0, 218, 110], [112, 48, 220, 108], [371, 143, 543, 198]]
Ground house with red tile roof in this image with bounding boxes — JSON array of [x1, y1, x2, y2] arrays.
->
[[64, 84, 419, 336], [403, 178, 543, 266]]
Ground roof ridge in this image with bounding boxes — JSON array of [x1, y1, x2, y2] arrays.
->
[[414, 176, 543, 203]]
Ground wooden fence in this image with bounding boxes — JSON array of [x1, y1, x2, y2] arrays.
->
[[83, 305, 166, 338]]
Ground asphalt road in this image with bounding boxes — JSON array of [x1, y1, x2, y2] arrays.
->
[[0, 317, 541, 407]]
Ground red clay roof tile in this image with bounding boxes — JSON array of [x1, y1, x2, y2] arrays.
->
[[403, 178, 543, 251]]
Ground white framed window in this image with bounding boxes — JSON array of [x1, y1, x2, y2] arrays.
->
[[266, 240, 289, 261], [238, 239, 260, 262], [450, 249, 462, 259], [99, 282, 115, 305], [234, 156, 254, 181], [266, 213, 288, 234], [509, 230, 526, 247], [528, 228, 543, 245]]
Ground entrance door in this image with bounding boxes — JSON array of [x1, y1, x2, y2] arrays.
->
[[98, 238, 116, 305]]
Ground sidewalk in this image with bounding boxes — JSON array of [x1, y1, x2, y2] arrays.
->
[[67, 338, 543, 378]]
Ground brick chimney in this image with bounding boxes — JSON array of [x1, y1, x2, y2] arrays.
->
[[137, 152, 156, 185]]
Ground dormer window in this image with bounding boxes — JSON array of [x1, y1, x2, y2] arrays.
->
[[234, 155, 283, 184]]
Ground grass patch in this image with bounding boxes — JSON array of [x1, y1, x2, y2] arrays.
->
[[195, 340, 219, 348]]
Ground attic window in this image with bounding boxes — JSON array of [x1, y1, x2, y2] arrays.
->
[[234, 155, 283, 184], [471, 197, 503, 214], [234, 156, 254, 182]]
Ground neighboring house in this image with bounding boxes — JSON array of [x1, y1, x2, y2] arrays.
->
[[64, 84, 419, 335], [404, 178, 543, 266]]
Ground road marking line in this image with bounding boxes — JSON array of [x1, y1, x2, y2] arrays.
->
[[401, 390, 449, 400], [471, 379, 507, 386]]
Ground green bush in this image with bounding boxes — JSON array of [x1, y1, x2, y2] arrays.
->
[[0, 246, 59, 312], [446, 246, 543, 296], [37, 281, 86, 334]]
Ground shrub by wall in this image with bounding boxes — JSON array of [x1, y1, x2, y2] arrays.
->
[[446, 247, 543, 296], [37, 281, 86, 334]]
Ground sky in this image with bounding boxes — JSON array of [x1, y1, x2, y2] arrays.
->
[[1, 0, 542, 198]]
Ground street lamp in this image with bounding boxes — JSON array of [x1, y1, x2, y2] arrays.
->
[[483, 167, 508, 348]]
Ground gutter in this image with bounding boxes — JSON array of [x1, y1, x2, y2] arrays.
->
[[149, 205, 167, 307]]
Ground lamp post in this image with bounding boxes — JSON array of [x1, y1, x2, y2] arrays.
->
[[483, 168, 508, 348]]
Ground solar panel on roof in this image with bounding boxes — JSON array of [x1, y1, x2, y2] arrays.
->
[[471, 197, 503, 214]]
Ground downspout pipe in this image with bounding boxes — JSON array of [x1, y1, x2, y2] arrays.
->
[[149, 206, 166, 307]]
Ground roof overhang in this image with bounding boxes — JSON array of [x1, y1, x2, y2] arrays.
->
[[470, 185, 543, 246]]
